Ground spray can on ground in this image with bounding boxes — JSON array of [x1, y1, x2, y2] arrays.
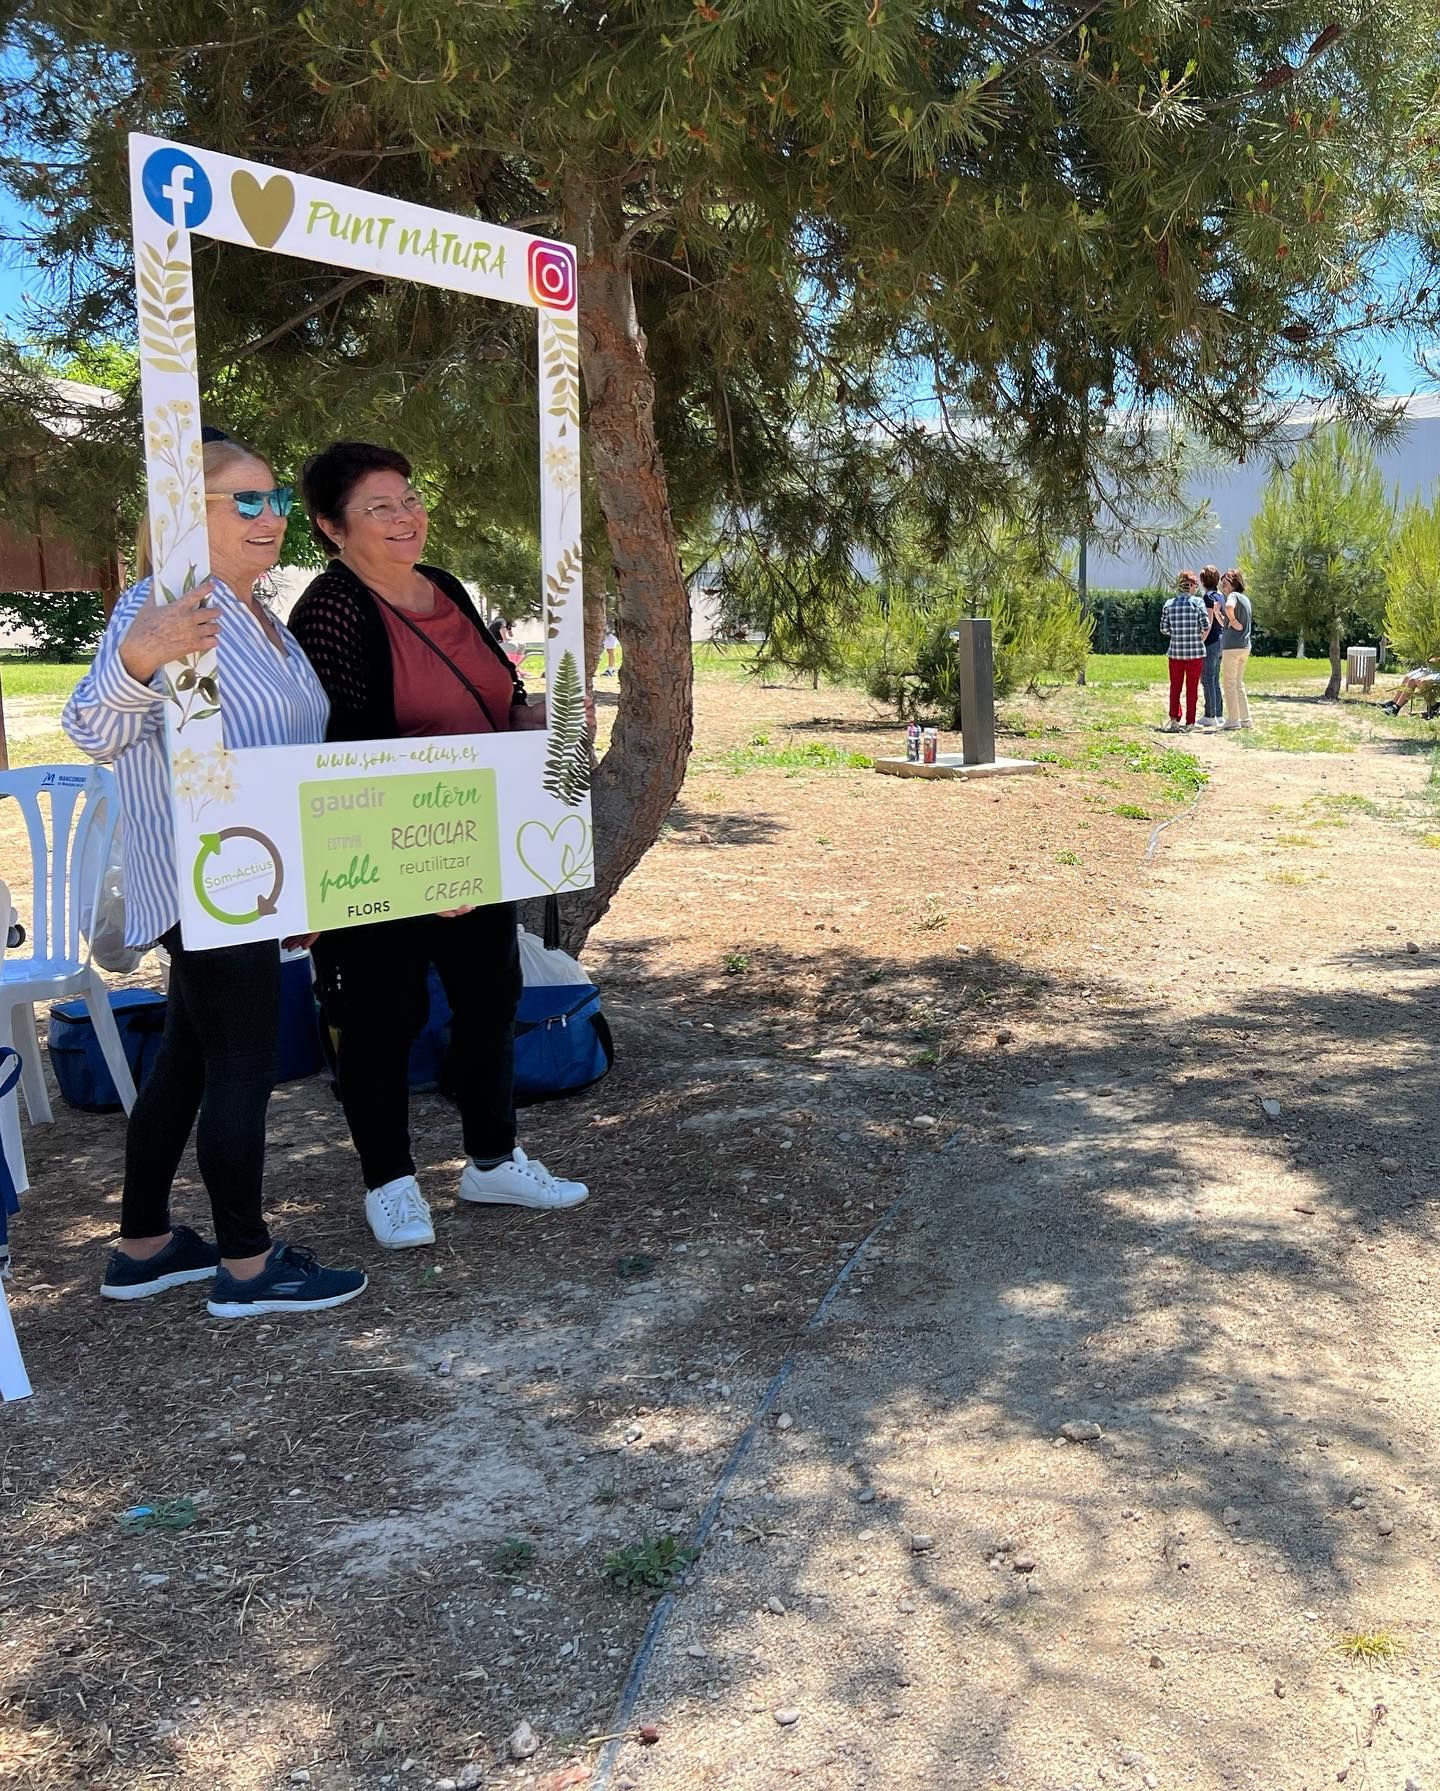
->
[[921, 727, 939, 766], [905, 722, 922, 762]]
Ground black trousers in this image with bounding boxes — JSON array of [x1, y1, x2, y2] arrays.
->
[[312, 903, 521, 1190], [121, 927, 279, 1260]]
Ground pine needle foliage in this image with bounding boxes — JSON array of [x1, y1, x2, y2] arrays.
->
[[1385, 491, 1440, 665], [6, 0, 1440, 930], [5, 2, 1440, 565]]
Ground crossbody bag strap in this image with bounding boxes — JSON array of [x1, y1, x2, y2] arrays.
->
[[372, 588, 508, 734]]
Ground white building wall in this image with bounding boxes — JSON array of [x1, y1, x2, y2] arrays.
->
[[1084, 396, 1440, 589]]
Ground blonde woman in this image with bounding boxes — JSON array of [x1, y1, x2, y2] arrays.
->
[[63, 427, 366, 1318]]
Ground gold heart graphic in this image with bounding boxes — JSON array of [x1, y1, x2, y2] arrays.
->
[[231, 171, 295, 248], [516, 816, 593, 894]]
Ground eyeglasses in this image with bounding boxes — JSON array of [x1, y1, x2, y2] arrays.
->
[[352, 491, 427, 524], [205, 487, 295, 519]]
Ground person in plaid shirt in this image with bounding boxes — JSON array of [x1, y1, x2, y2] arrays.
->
[[1160, 569, 1209, 730]]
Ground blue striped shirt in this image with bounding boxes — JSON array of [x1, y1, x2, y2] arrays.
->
[[62, 577, 330, 945]]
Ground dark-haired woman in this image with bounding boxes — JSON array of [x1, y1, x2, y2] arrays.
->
[[289, 441, 588, 1251], [63, 429, 366, 1317]]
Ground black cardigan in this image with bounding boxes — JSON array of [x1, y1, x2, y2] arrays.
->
[[288, 559, 526, 742]]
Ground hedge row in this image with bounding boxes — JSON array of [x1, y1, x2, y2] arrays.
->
[[1084, 588, 1303, 657]]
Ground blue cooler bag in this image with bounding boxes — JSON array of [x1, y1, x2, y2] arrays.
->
[[322, 930, 613, 1105], [427, 941, 613, 1106], [512, 977, 613, 1106], [508, 926, 612, 1106], [47, 989, 167, 1112], [278, 952, 325, 1084]]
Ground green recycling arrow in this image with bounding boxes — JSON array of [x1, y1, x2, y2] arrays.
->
[[192, 827, 284, 926]]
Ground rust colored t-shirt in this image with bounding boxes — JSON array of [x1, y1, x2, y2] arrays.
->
[[377, 585, 515, 736]]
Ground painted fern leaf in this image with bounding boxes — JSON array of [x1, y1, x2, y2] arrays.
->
[[542, 650, 592, 806]]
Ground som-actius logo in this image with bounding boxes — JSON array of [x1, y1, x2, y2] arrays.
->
[[192, 828, 284, 926], [141, 148, 213, 230], [527, 240, 576, 311]]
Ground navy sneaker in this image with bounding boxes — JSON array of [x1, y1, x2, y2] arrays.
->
[[206, 1242, 367, 1319], [101, 1225, 220, 1301]]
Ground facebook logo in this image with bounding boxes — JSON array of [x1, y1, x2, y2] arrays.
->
[[141, 148, 213, 230]]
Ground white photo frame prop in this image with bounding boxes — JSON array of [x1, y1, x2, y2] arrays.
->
[[129, 135, 590, 949]]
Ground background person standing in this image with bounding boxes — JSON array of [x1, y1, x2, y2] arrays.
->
[[1220, 569, 1254, 730], [1198, 564, 1226, 729], [1160, 570, 1208, 732]]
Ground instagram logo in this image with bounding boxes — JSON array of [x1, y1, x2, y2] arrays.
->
[[528, 240, 576, 311]]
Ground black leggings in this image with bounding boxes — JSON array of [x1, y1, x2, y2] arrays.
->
[[312, 903, 521, 1190], [121, 927, 279, 1259]]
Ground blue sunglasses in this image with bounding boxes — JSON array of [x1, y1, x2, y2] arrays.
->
[[206, 486, 295, 519]]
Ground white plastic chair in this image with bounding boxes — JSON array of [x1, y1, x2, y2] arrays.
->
[[0, 765, 136, 1125], [0, 878, 27, 1196]]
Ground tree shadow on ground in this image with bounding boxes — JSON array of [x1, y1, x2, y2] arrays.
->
[[661, 804, 785, 848], [5, 935, 1438, 1784]]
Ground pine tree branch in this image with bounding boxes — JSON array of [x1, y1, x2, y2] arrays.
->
[[1192, 17, 1365, 114], [229, 276, 379, 362]]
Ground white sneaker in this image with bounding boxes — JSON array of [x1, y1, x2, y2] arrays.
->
[[458, 1149, 589, 1210], [365, 1175, 435, 1249]]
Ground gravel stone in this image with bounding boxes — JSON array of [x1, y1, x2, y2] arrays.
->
[[507, 1721, 541, 1761]]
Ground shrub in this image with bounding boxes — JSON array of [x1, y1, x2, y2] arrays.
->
[[1084, 587, 1299, 656], [841, 527, 1092, 726]]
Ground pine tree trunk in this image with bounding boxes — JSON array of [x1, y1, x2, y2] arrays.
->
[[559, 178, 693, 954], [582, 558, 608, 687], [1325, 617, 1342, 699]]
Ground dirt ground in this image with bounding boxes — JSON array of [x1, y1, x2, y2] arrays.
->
[[4, 663, 1440, 1791]]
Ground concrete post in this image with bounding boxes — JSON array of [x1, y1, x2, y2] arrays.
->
[[954, 618, 996, 766]]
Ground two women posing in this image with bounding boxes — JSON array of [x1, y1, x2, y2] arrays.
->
[[64, 432, 587, 1320]]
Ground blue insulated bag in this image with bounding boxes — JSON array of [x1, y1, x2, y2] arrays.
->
[[512, 979, 613, 1106], [423, 965, 613, 1106], [47, 989, 167, 1112], [321, 932, 614, 1105]]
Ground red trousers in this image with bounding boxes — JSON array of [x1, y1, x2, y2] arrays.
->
[[1168, 657, 1202, 724]]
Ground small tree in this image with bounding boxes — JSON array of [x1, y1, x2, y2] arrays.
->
[[1243, 426, 1394, 699], [0, 590, 104, 660], [744, 516, 1090, 723], [1384, 492, 1440, 666]]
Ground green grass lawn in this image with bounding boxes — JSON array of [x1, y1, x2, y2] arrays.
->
[[0, 656, 87, 700], [1082, 653, 1332, 691], [694, 641, 759, 682]]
